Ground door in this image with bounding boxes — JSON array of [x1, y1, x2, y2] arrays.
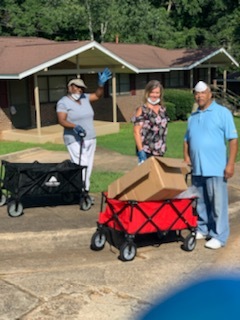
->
[[9, 79, 31, 129]]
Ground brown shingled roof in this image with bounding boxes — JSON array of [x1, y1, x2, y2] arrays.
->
[[0, 37, 238, 79], [102, 43, 169, 69], [102, 43, 219, 69], [0, 37, 91, 75], [165, 47, 220, 68]]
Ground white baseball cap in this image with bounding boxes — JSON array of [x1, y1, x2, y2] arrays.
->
[[194, 81, 208, 92], [68, 78, 87, 88]]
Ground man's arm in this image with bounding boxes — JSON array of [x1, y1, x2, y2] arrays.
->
[[183, 140, 191, 165], [225, 138, 238, 179]]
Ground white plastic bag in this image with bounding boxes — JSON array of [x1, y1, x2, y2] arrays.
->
[[174, 185, 199, 199]]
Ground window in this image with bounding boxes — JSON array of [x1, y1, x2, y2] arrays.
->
[[109, 74, 130, 95], [198, 69, 209, 83], [39, 76, 75, 103], [49, 76, 66, 101], [165, 71, 184, 88], [39, 77, 48, 103]]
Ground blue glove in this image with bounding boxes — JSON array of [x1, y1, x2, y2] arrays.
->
[[137, 150, 147, 164], [98, 67, 112, 86], [73, 125, 86, 137]]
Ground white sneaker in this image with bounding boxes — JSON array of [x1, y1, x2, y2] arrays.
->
[[196, 232, 206, 240], [205, 238, 222, 250]]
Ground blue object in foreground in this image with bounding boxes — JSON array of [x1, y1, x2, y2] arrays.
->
[[139, 275, 240, 320]]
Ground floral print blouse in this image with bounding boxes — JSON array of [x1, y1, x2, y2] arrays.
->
[[132, 104, 168, 156]]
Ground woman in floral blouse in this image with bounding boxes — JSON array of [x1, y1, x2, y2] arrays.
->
[[132, 80, 168, 164]]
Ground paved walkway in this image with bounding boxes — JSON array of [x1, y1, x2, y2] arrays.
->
[[0, 147, 239, 233], [0, 148, 240, 320]]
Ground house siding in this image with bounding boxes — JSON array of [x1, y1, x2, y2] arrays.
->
[[30, 103, 58, 127], [0, 70, 206, 131], [0, 80, 12, 130], [0, 107, 12, 130]]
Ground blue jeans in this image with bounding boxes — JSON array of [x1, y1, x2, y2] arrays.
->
[[192, 176, 229, 245]]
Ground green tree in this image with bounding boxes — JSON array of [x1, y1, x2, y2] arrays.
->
[[84, 0, 115, 42], [0, 0, 239, 66], [103, 0, 175, 46], [0, 0, 87, 39], [207, 7, 240, 67]]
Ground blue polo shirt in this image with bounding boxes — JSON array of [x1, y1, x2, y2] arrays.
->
[[185, 101, 238, 177]]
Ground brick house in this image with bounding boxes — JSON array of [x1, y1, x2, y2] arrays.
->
[[0, 37, 238, 134]]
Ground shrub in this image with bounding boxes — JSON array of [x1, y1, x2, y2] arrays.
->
[[165, 101, 176, 121], [164, 89, 194, 120]]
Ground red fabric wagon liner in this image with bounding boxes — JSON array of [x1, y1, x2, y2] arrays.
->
[[98, 193, 197, 235]]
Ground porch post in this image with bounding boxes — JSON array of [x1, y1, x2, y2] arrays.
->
[[34, 74, 42, 135], [112, 72, 117, 122], [208, 67, 211, 84], [223, 69, 227, 92], [190, 69, 193, 91], [76, 55, 80, 77]]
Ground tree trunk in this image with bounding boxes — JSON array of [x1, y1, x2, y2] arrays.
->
[[85, 0, 94, 41]]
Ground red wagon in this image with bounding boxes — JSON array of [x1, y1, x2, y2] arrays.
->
[[91, 192, 198, 261]]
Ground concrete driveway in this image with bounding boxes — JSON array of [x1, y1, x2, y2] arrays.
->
[[0, 148, 240, 320]]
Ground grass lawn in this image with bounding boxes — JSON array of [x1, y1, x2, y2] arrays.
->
[[97, 119, 240, 160], [1, 119, 240, 160], [1, 118, 240, 193], [0, 141, 67, 155], [0, 121, 188, 158]]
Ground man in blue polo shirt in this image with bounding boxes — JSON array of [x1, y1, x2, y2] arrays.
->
[[184, 81, 238, 249]]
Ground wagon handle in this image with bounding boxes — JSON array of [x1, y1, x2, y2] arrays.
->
[[79, 136, 84, 166]]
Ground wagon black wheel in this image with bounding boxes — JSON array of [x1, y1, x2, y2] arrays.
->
[[0, 193, 7, 206], [183, 233, 196, 251], [7, 200, 24, 217], [119, 242, 137, 262], [80, 195, 92, 211], [90, 231, 106, 251]]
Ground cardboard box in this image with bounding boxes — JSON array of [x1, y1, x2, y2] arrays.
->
[[108, 157, 189, 201]]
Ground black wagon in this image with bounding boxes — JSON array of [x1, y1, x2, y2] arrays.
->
[[0, 159, 92, 217]]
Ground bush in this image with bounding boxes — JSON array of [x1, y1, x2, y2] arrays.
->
[[164, 89, 194, 120], [165, 101, 176, 121]]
